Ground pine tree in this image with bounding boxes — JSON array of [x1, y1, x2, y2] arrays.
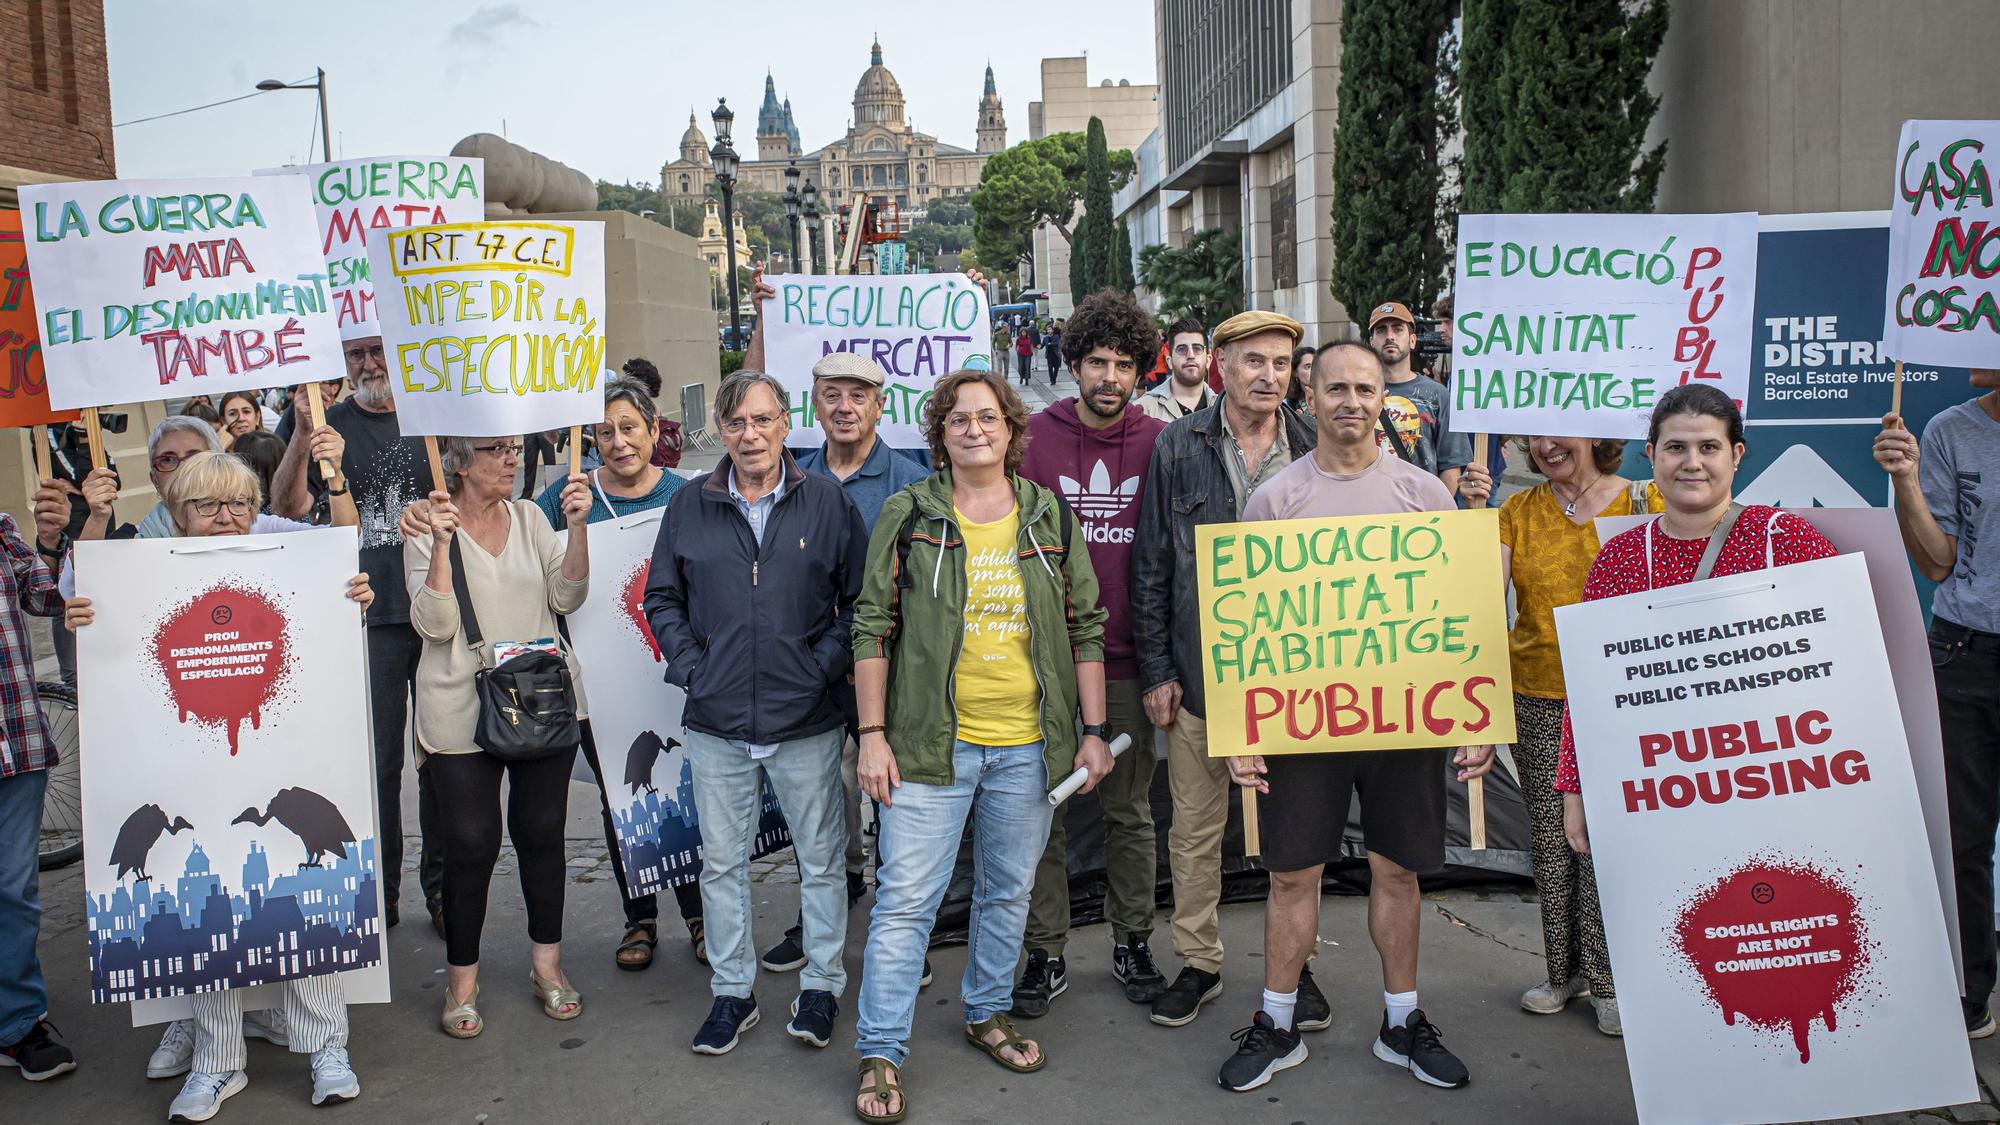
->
[[1329, 0, 1457, 319], [1110, 218, 1136, 292]]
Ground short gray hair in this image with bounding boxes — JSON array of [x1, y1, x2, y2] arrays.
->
[[149, 415, 222, 458], [713, 370, 789, 428], [603, 375, 659, 429], [439, 436, 488, 494]]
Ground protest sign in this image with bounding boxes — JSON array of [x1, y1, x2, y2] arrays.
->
[[1884, 120, 1999, 369], [1194, 509, 1516, 758], [74, 529, 386, 1012], [18, 176, 343, 410], [367, 220, 606, 438], [255, 156, 485, 342], [1555, 553, 1972, 1123], [760, 272, 993, 448], [563, 502, 790, 897], [1452, 212, 1758, 440], [0, 210, 78, 429]]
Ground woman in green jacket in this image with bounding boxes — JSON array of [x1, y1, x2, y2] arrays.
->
[[850, 368, 1110, 1122]]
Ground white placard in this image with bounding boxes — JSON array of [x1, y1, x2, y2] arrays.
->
[[760, 272, 993, 448], [1452, 212, 1759, 439], [367, 220, 607, 438], [74, 529, 387, 1016], [1884, 120, 1999, 369], [1555, 553, 1972, 1123], [19, 175, 345, 409], [255, 156, 486, 342]]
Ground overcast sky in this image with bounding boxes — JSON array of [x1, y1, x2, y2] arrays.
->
[[105, 1, 1159, 184]]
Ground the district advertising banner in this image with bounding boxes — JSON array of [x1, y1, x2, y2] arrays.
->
[[255, 156, 486, 342], [761, 272, 993, 448], [1452, 212, 1759, 440], [0, 210, 79, 428], [19, 176, 344, 410], [1195, 509, 1516, 758], [563, 504, 790, 897], [75, 529, 385, 1010], [1884, 120, 1998, 369], [1555, 553, 1972, 1124], [368, 220, 606, 438]]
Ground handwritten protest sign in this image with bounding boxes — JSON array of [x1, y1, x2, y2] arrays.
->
[[367, 220, 606, 438], [255, 156, 485, 342], [0, 210, 78, 428], [761, 272, 993, 448], [1195, 509, 1515, 758], [1555, 553, 1972, 1123], [19, 176, 343, 410], [1884, 120, 1999, 368], [1452, 212, 1758, 440]]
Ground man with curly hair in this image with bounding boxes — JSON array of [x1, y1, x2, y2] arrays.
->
[[1012, 289, 1171, 1017]]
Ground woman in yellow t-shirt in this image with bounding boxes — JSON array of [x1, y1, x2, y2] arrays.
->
[[1459, 436, 1661, 1039]]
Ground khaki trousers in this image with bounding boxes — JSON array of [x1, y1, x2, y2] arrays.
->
[[1165, 708, 1231, 973]]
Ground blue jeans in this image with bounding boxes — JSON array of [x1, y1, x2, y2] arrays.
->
[[685, 727, 848, 998], [856, 740, 1052, 1067], [0, 769, 49, 1048]]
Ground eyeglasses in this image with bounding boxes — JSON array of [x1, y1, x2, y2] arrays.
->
[[343, 344, 386, 367], [472, 442, 524, 458], [946, 410, 1005, 434], [1172, 342, 1209, 356], [152, 451, 193, 474], [719, 414, 783, 436], [186, 498, 254, 518]]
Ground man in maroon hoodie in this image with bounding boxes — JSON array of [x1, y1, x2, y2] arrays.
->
[[1011, 289, 1169, 1018]]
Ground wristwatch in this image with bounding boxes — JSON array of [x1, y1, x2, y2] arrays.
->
[[1080, 722, 1111, 740], [36, 534, 67, 562]]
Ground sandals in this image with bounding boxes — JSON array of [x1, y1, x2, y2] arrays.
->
[[689, 918, 709, 966], [855, 1057, 906, 1123], [965, 1013, 1045, 1073], [440, 984, 482, 1039], [530, 971, 583, 1020], [615, 922, 658, 972]]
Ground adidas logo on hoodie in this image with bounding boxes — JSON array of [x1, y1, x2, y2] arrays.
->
[[1058, 460, 1141, 543]]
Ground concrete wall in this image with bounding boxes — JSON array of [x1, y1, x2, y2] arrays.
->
[[1028, 58, 1159, 317], [1650, 0, 2000, 214]]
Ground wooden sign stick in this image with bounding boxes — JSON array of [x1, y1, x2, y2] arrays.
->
[[32, 425, 53, 484], [306, 389, 336, 482], [1241, 785, 1261, 859], [1464, 432, 1491, 851], [1891, 359, 1905, 419], [567, 424, 582, 477], [423, 435, 445, 494], [81, 407, 106, 471]]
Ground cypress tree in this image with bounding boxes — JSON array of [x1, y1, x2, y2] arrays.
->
[[1458, 0, 1508, 214], [1068, 209, 1097, 300], [1079, 117, 1115, 294], [1110, 218, 1136, 292]]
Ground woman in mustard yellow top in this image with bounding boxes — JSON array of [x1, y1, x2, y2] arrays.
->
[[1459, 436, 1660, 1039]]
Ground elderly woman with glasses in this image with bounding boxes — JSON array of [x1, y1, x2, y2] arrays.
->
[[405, 436, 591, 1039], [64, 450, 374, 1119]]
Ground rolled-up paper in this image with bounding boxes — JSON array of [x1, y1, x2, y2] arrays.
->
[[1048, 732, 1134, 805]]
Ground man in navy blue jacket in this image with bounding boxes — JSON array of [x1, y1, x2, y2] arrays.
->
[[644, 370, 868, 1057]]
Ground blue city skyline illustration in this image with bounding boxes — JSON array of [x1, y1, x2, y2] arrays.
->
[[611, 750, 791, 898], [89, 835, 382, 1004]]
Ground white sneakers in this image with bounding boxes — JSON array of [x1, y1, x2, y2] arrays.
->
[[145, 1012, 289, 1080], [309, 1045, 360, 1105], [167, 1069, 245, 1122], [1592, 996, 1622, 1036], [1517, 977, 1588, 1014]]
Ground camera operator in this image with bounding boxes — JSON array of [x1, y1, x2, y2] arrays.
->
[[1366, 301, 1470, 495]]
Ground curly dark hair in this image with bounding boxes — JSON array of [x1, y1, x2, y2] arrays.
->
[[621, 356, 663, 398], [923, 368, 1032, 476], [1061, 289, 1161, 370]]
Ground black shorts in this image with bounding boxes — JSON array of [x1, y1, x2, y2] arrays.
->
[[1259, 748, 1448, 875]]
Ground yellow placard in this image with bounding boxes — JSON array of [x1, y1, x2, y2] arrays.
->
[[1196, 509, 1516, 757]]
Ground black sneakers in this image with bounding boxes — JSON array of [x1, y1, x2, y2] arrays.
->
[[1969, 1006, 1996, 1039], [691, 995, 760, 1055], [1218, 1012, 1306, 1092], [787, 990, 838, 1048], [1009, 950, 1067, 1018], [1113, 939, 1169, 1004], [1150, 966, 1223, 1027], [1373, 1009, 1470, 1088], [0, 1019, 76, 1081], [847, 871, 869, 904], [1295, 967, 1331, 1032], [760, 932, 808, 973]]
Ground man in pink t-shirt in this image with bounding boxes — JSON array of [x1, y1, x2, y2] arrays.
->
[[1216, 341, 1496, 1095]]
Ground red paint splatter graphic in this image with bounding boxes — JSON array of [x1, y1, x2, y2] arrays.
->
[[1672, 859, 1870, 1063], [620, 561, 660, 662], [148, 584, 292, 755]]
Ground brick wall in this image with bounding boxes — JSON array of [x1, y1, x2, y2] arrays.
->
[[0, 0, 116, 182]]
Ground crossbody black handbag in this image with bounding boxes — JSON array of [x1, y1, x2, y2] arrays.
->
[[448, 536, 580, 761]]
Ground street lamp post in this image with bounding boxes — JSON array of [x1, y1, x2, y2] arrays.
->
[[801, 178, 820, 275], [256, 68, 331, 161], [710, 98, 742, 350], [783, 161, 802, 275]]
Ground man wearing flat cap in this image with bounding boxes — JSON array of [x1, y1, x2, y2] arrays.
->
[[1367, 301, 1471, 494], [1130, 309, 1327, 1031]]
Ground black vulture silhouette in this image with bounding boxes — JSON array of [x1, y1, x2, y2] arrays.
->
[[232, 787, 357, 868], [624, 731, 681, 796], [109, 804, 193, 882]]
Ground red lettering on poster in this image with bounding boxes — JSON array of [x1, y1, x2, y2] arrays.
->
[[147, 584, 292, 755]]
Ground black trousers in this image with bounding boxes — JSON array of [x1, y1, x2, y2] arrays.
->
[[579, 721, 701, 928], [426, 747, 577, 967], [368, 622, 444, 908], [1937, 617, 2000, 1021]]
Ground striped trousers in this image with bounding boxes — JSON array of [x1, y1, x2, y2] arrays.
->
[[190, 974, 347, 1073]]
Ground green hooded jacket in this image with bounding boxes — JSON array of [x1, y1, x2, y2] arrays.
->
[[852, 470, 1107, 788]]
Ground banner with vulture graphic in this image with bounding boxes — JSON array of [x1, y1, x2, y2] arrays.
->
[[73, 528, 386, 1013], [566, 507, 790, 898]]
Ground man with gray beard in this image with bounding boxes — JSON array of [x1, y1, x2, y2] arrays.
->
[[272, 334, 444, 933]]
